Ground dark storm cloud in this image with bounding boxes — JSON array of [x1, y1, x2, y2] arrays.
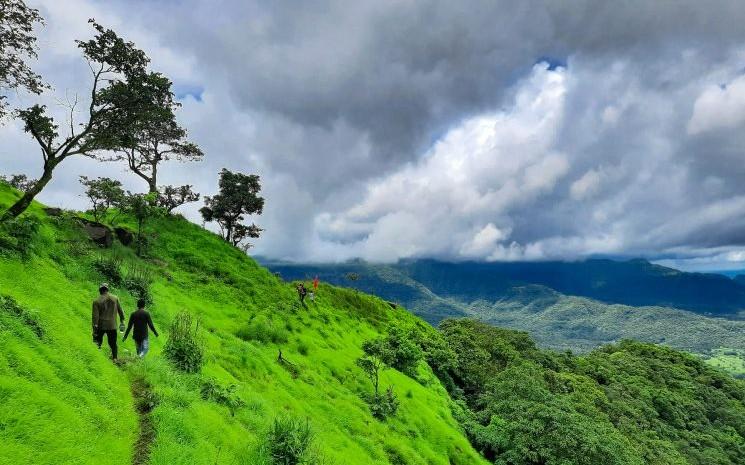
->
[[4, 0, 745, 267]]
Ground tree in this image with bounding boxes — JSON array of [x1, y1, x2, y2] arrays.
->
[[123, 192, 162, 256], [0, 0, 47, 120], [0, 173, 35, 192], [157, 184, 199, 213], [381, 326, 423, 376], [107, 72, 203, 193], [357, 338, 400, 419], [79, 176, 125, 222], [200, 169, 264, 248], [1, 20, 152, 220], [356, 338, 390, 395]]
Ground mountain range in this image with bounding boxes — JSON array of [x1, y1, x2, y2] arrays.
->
[[263, 258, 745, 360]]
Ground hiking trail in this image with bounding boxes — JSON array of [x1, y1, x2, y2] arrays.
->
[[130, 376, 157, 465]]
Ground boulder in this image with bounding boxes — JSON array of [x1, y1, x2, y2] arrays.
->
[[76, 218, 113, 248], [43, 207, 63, 217], [114, 227, 134, 246]]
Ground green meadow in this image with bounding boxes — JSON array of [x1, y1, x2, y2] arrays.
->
[[0, 183, 486, 465]]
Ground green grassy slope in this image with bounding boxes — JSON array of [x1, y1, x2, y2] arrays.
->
[[0, 184, 486, 465]]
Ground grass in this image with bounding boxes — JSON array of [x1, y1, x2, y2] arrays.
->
[[706, 348, 745, 378], [0, 183, 486, 465]]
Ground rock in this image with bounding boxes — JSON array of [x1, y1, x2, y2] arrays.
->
[[77, 218, 113, 248], [114, 227, 134, 246], [386, 301, 398, 309], [43, 207, 63, 217]]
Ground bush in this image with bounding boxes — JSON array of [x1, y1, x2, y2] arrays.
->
[[200, 377, 246, 416], [383, 326, 423, 376], [367, 386, 399, 420], [122, 264, 152, 305], [0, 216, 40, 257], [265, 417, 315, 465], [92, 254, 124, 285], [163, 311, 204, 373]]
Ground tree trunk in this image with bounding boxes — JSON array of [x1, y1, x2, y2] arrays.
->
[[1, 165, 54, 220], [147, 164, 158, 194], [148, 161, 158, 194]]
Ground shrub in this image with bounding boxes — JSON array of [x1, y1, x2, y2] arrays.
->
[[163, 311, 204, 373], [383, 326, 423, 376], [93, 254, 124, 285], [0, 216, 40, 257], [200, 377, 246, 416], [122, 264, 152, 305], [79, 176, 125, 222], [265, 417, 315, 465], [367, 386, 399, 420]]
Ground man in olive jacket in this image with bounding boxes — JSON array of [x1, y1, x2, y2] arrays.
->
[[92, 283, 125, 360]]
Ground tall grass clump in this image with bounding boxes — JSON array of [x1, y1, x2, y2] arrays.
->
[[0, 294, 45, 339], [200, 377, 246, 416], [122, 263, 153, 304], [0, 216, 40, 257], [93, 254, 124, 285], [236, 315, 289, 344], [163, 311, 204, 373], [255, 416, 326, 465]]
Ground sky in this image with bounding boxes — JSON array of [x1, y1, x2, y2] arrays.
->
[[3, 0, 745, 271]]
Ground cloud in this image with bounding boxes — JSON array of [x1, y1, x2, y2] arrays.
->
[[4, 1, 745, 269], [688, 74, 745, 134], [570, 169, 602, 200]]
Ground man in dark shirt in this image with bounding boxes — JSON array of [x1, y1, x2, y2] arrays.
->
[[92, 283, 125, 360], [123, 298, 159, 358]]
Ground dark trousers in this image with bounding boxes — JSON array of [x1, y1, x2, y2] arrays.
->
[[95, 329, 118, 359]]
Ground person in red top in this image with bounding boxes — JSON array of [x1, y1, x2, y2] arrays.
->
[[313, 276, 319, 290]]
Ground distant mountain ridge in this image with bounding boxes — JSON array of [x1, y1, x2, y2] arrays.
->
[[264, 258, 745, 317]]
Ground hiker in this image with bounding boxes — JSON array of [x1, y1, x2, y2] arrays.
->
[[313, 276, 319, 291], [297, 283, 308, 303], [309, 291, 315, 302], [123, 298, 159, 358], [92, 283, 125, 360]]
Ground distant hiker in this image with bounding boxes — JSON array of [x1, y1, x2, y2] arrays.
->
[[297, 283, 308, 303], [123, 298, 159, 358], [92, 283, 125, 360], [313, 276, 319, 291], [309, 291, 315, 302]]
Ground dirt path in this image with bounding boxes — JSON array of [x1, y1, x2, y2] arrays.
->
[[130, 376, 157, 465]]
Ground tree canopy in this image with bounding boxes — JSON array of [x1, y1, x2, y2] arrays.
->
[[421, 319, 745, 465], [0, 0, 47, 120], [200, 168, 264, 248], [104, 72, 203, 193], [1, 20, 161, 220]]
